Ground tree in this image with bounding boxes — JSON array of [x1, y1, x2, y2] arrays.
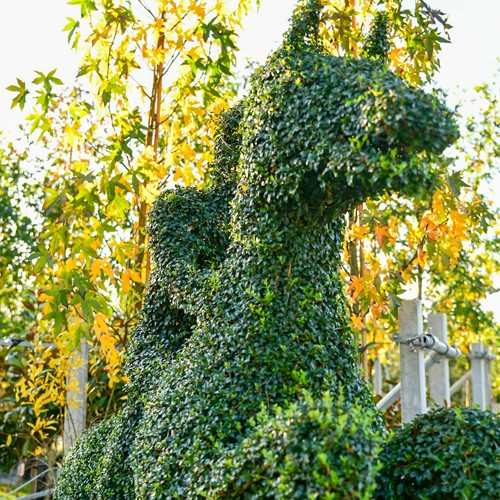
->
[[5, 0, 257, 463], [0, 136, 38, 338], [0, 135, 41, 469]]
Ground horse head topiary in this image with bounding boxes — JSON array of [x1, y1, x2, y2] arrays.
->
[[240, 1, 455, 217], [55, 1, 458, 498]]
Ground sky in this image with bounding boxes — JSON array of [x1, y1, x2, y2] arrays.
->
[[0, 0, 498, 316]]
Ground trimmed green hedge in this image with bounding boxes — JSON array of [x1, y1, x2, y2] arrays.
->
[[375, 407, 500, 499], [55, 417, 115, 499], [214, 392, 384, 499]]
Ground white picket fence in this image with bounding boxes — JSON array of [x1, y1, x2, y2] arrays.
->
[[375, 299, 496, 423]]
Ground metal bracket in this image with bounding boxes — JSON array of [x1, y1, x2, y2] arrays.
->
[[468, 350, 496, 361], [392, 333, 423, 352]]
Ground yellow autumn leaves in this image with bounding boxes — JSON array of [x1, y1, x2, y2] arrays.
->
[[9, 0, 257, 458]]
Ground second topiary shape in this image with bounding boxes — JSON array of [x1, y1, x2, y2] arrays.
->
[[56, 0, 458, 497]]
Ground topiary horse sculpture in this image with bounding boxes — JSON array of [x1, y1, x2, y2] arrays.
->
[[56, 1, 457, 498]]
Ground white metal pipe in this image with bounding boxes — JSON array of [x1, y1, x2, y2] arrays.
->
[[0, 339, 58, 349], [376, 382, 400, 411], [16, 490, 54, 500], [415, 334, 461, 359], [0, 469, 50, 500]]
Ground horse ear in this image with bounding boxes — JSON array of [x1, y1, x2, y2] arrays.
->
[[282, 0, 324, 52], [361, 12, 391, 61]]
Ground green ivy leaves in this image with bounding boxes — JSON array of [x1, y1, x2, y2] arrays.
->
[[375, 407, 500, 498], [56, 2, 460, 497]]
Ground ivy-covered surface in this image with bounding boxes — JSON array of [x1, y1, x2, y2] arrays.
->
[[211, 391, 384, 498], [56, 416, 116, 498], [56, 1, 458, 498], [375, 407, 500, 499]]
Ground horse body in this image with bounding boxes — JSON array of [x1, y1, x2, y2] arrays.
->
[[130, 39, 456, 493], [55, 2, 458, 498]]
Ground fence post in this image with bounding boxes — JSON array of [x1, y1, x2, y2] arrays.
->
[[427, 313, 450, 407], [373, 355, 383, 396], [63, 339, 88, 454], [398, 300, 426, 423], [485, 346, 493, 408], [469, 342, 487, 410]]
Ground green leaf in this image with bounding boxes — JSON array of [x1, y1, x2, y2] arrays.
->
[[447, 171, 470, 198], [81, 299, 94, 322], [63, 17, 80, 44], [6, 78, 29, 110], [68, 0, 97, 17], [33, 253, 49, 273]]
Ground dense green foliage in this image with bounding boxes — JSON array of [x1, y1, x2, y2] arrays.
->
[[0, 138, 38, 337], [213, 391, 383, 498], [375, 407, 500, 499], [55, 100, 241, 500], [54, 416, 116, 498], [56, 1, 457, 497], [361, 12, 391, 61]]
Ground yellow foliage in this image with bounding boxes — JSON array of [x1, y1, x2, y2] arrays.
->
[[351, 314, 364, 330], [63, 123, 82, 148], [348, 223, 369, 241], [121, 268, 142, 292]]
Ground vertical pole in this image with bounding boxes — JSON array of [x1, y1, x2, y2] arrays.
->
[[373, 355, 383, 396], [63, 339, 88, 454], [485, 346, 493, 409], [469, 342, 487, 410], [427, 313, 451, 407], [399, 300, 426, 424], [465, 377, 471, 407]]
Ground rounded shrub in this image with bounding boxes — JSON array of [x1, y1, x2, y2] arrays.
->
[[55, 417, 115, 499], [214, 391, 384, 499], [375, 407, 500, 499]]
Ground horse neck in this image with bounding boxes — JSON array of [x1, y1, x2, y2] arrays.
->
[[226, 183, 345, 287]]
